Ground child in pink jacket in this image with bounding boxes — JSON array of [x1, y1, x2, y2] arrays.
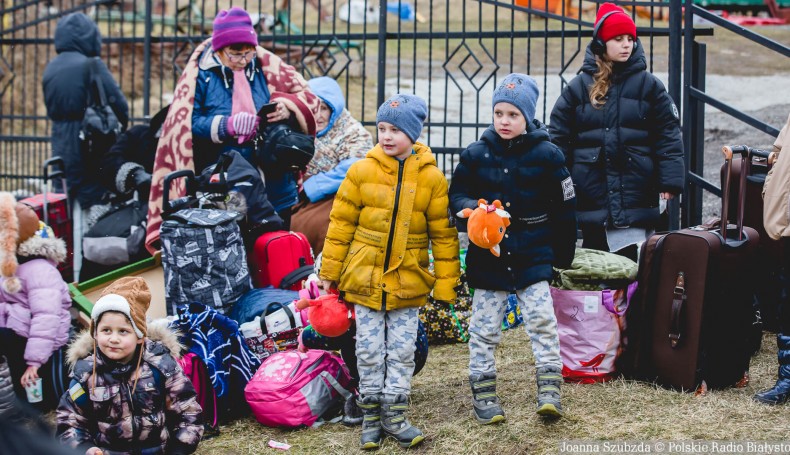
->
[[0, 191, 72, 410]]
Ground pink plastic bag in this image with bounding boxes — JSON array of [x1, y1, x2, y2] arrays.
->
[[551, 282, 638, 383], [245, 349, 352, 428]]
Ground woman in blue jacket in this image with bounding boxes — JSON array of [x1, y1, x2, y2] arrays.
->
[[291, 77, 372, 253], [192, 7, 317, 227]]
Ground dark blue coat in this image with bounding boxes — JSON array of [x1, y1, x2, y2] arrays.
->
[[42, 13, 128, 208], [548, 42, 684, 230], [193, 48, 296, 213], [449, 121, 577, 291]]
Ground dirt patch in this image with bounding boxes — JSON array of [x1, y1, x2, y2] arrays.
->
[[700, 103, 790, 221]]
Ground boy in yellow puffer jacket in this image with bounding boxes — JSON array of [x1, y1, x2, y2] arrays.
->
[[320, 93, 460, 450]]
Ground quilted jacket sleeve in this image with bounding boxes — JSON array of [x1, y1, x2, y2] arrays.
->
[[24, 263, 68, 367], [56, 379, 96, 450], [426, 168, 461, 301], [647, 75, 685, 195]]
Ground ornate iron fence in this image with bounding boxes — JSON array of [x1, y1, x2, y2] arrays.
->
[[1, 0, 786, 227]]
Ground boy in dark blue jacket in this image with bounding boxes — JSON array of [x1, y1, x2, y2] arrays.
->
[[449, 73, 577, 423]]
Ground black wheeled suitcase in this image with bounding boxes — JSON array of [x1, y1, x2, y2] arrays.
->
[[623, 145, 759, 392], [720, 147, 783, 332]]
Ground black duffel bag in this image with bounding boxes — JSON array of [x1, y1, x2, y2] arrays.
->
[[82, 199, 148, 266]]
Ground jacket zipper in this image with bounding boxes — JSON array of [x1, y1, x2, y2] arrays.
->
[[125, 382, 141, 455], [381, 159, 406, 310]]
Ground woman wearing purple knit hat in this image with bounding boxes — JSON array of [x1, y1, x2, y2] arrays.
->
[[549, 2, 685, 260], [188, 6, 318, 227]]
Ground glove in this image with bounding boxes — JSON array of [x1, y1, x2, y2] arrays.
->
[[132, 168, 152, 197], [125, 167, 152, 197], [226, 112, 260, 138]]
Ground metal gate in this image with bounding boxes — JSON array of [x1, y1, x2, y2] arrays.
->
[[0, 0, 786, 227]]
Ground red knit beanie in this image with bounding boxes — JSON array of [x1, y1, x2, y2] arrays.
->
[[595, 3, 637, 43]]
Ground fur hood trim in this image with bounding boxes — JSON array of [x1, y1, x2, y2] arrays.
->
[[17, 236, 67, 263], [0, 192, 19, 293], [66, 320, 183, 367]]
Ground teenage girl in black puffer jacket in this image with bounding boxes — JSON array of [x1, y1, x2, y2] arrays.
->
[[549, 2, 685, 259]]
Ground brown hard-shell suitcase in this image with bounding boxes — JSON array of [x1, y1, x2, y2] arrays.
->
[[622, 146, 760, 391]]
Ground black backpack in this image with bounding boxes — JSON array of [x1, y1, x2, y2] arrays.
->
[[256, 122, 315, 173], [80, 58, 122, 156]]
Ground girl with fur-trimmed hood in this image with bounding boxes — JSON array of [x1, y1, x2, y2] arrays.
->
[[0, 191, 72, 410], [56, 277, 203, 455]]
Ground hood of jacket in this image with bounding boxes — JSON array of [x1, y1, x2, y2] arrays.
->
[[66, 319, 183, 368], [54, 13, 101, 57], [308, 77, 345, 137], [2, 234, 67, 294], [17, 235, 67, 263], [580, 39, 647, 80], [480, 118, 552, 152]]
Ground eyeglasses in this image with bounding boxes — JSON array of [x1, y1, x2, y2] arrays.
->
[[225, 50, 256, 63]]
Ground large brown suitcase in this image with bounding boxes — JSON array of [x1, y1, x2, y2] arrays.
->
[[623, 146, 759, 391], [720, 147, 783, 332]]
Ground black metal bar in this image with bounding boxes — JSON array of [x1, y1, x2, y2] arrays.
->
[[667, 0, 683, 229], [688, 171, 722, 198], [691, 5, 790, 57], [689, 42, 707, 226], [0, 0, 117, 35], [376, 0, 387, 108], [689, 87, 781, 137], [2, 25, 713, 46], [143, 0, 153, 117]]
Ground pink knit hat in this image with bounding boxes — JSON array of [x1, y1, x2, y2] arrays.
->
[[212, 7, 258, 51]]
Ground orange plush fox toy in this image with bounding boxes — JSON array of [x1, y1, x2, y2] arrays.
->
[[457, 199, 511, 257]]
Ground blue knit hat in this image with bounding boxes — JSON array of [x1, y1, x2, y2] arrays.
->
[[492, 73, 539, 122], [376, 94, 427, 143]]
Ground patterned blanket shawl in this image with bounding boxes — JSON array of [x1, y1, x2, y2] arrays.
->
[[145, 39, 318, 253]]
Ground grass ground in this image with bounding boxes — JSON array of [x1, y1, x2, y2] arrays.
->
[[196, 330, 788, 455]]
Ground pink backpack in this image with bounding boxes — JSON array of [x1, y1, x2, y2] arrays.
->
[[245, 349, 352, 428], [178, 353, 219, 433], [552, 282, 638, 383]]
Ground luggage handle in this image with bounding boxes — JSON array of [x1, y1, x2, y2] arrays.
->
[[260, 301, 296, 335], [721, 146, 751, 241], [668, 272, 686, 349], [279, 264, 315, 290], [162, 169, 196, 215], [41, 157, 70, 225]]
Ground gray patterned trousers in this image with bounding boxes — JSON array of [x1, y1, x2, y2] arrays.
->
[[355, 304, 419, 400], [468, 281, 562, 376]]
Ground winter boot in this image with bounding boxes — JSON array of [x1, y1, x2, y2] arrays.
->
[[469, 372, 505, 424], [754, 334, 790, 405], [535, 365, 564, 418], [380, 394, 425, 448], [343, 392, 364, 426], [357, 394, 382, 450]]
